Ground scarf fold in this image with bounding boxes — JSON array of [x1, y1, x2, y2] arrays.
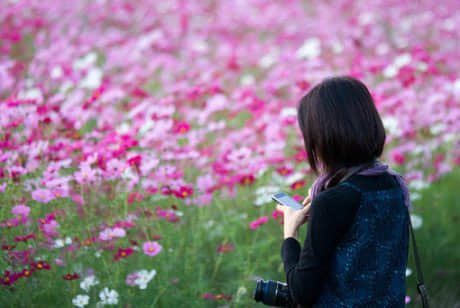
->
[[310, 160, 412, 210]]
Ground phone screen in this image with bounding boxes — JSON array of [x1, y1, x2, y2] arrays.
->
[[272, 192, 303, 210]]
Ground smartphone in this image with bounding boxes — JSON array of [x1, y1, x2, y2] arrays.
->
[[272, 192, 303, 210]]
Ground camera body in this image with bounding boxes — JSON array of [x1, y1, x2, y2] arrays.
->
[[254, 279, 292, 307]]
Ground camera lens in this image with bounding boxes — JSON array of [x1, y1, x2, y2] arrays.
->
[[254, 279, 290, 307], [254, 280, 263, 302]]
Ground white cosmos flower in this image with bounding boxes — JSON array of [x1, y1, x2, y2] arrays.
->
[[73, 52, 98, 70], [51, 66, 63, 79], [18, 88, 43, 101], [241, 74, 255, 86], [80, 68, 102, 89], [383, 53, 412, 78], [80, 275, 99, 292], [410, 192, 421, 202], [259, 51, 278, 68], [409, 179, 429, 191], [285, 172, 305, 186], [65, 237, 73, 245], [429, 123, 446, 135], [358, 12, 374, 25], [406, 268, 412, 277], [254, 185, 280, 206], [99, 287, 119, 305], [54, 239, 65, 248], [331, 40, 343, 54], [296, 38, 321, 60], [453, 79, 460, 97], [410, 214, 423, 230], [72, 294, 90, 307], [235, 286, 248, 302], [134, 269, 157, 290], [280, 107, 297, 117], [382, 116, 404, 137]]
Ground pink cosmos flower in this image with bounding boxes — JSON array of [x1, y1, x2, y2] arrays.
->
[[11, 204, 31, 218], [99, 227, 126, 241], [31, 188, 55, 203], [42, 220, 59, 237], [142, 241, 162, 257], [126, 272, 139, 286], [71, 193, 84, 206], [112, 227, 126, 237], [405, 295, 411, 304], [0, 183, 7, 192], [74, 164, 97, 185], [51, 188, 69, 199]]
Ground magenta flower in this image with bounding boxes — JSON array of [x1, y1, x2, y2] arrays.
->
[[249, 216, 269, 230], [31, 188, 55, 203], [391, 149, 405, 165], [142, 241, 162, 257]]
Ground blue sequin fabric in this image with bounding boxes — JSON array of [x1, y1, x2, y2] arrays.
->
[[313, 181, 409, 307]]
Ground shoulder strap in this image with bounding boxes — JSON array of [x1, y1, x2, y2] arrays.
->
[[408, 210, 430, 307]]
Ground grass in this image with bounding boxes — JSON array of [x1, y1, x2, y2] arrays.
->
[[0, 168, 459, 307], [405, 168, 460, 307]]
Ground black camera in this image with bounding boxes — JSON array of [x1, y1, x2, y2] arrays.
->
[[253, 279, 292, 307]]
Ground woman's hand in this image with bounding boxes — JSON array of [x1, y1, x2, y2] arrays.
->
[[276, 189, 312, 239]]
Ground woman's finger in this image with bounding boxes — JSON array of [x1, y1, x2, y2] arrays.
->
[[276, 204, 284, 212], [302, 195, 311, 206]]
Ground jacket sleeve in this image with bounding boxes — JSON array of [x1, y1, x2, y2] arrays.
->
[[280, 185, 361, 306]]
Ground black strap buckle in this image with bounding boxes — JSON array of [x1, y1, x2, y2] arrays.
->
[[417, 283, 430, 308], [417, 283, 428, 297]]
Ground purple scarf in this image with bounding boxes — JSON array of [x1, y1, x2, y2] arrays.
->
[[310, 160, 412, 210]]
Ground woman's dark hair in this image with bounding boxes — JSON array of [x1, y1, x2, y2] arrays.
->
[[297, 75, 386, 177]]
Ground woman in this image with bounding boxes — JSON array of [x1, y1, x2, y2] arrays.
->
[[276, 76, 410, 307]]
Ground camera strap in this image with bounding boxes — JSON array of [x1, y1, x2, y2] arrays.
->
[[408, 212, 430, 307]]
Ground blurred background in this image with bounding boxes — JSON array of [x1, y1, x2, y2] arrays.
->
[[0, 0, 459, 307]]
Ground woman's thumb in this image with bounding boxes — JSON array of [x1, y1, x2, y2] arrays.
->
[[302, 196, 311, 205]]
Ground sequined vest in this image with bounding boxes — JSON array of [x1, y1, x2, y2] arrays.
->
[[313, 180, 410, 307]]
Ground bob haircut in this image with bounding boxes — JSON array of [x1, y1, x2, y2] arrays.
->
[[297, 76, 386, 175]]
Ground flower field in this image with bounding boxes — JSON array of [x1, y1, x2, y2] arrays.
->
[[1, 0, 459, 307]]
